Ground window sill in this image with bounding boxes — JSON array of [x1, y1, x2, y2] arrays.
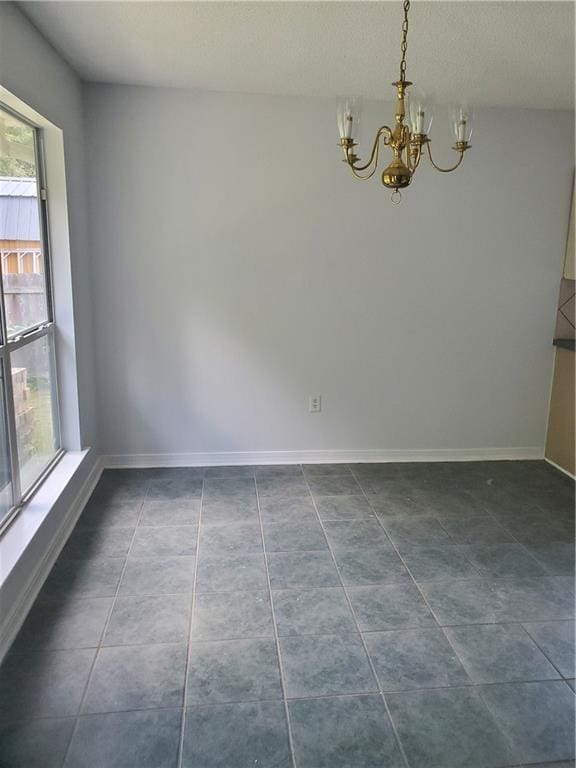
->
[[0, 448, 94, 585], [0, 448, 99, 659]]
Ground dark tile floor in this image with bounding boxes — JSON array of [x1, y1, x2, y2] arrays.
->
[[0, 460, 574, 768]]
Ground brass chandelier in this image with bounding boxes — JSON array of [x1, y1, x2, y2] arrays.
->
[[337, 0, 473, 202]]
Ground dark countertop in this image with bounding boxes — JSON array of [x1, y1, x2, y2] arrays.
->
[[553, 338, 575, 352]]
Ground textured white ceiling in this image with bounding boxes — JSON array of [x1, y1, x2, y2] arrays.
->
[[19, 1, 575, 110]]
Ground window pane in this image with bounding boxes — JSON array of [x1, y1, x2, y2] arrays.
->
[[0, 109, 49, 337], [0, 366, 13, 523], [11, 334, 58, 492]]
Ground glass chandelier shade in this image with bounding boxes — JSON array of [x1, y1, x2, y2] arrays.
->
[[337, 97, 362, 143]]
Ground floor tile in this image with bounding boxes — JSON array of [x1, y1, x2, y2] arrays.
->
[[202, 477, 256, 502], [200, 497, 259, 525], [83, 643, 186, 713], [103, 594, 191, 646], [444, 623, 561, 683], [322, 519, 390, 550], [78, 500, 141, 529], [497, 576, 575, 622], [279, 633, 377, 698], [333, 547, 410, 586], [462, 543, 548, 578], [146, 476, 203, 501], [386, 687, 514, 768], [91, 478, 145, 505], [119, 556, 195, 595], [130, 525, 197, 557], [195, 553, 268, 593], [288, 694, 404, 768], [525, 543, 575, 576], [369, 490, 431, 520], [199, 522, 263, 555], [0, 649, 95, 722], [203, 465, 255, 478], [357, 475, 415, 495], [192, 591, 273, 640], [139, 500, 200, 526], [315, 495, 374, 520], [272, 587, 356, 636], [382, 518, 454, 547], [0, 717, 75, 768], [399, 544, 480, 582], [267, 550, 340, 589], [302, 463, 353, 477], [64, 709, 182, 768], [512, 762, 575, 768], [263, 520, 328, 552], [256, 476, 310, 498], [437, 516, 515, 544], [416, 489, 487, 517], [419, 578, 510, 625], [365, 627, 470, 691], [258, 495, 317, 522], [187, 638, 282, 705], [40, 558, 125, 600], [346, 583, 436, 631], [522, 620, 575, 678], [143, 467, 204, 482], [13, 597, 112, 651], [62, 527, 134, 559], [502, 514, 575, 544], [307, 475, 362, 497], [350, 461, 406, 479], [253, 464, 304, 479], [479, 681, 575, 764], [182, 701, 290, 768]]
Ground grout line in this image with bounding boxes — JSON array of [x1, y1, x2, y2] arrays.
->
[[301, 472, 412, 768], [519, 623, 574, 681], [176, 479, 204, 768], [346, 466, 447, 631], [61, 487, 149, 766], [254, 474, 299, 768], [6, 671, 573, 730]]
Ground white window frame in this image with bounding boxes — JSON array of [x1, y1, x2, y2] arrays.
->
[[0, 89, 82, 535]]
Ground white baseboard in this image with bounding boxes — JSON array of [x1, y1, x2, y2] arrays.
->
[[103, 446, 544, 468], [0, 454, 104, 663], [545, 457, 576, 480]]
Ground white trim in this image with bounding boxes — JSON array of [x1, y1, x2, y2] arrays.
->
[[0, 454, 103, 663], [545, 457, 575, 480], [103, 447, 544, 469], [1, 85, 83, 452]]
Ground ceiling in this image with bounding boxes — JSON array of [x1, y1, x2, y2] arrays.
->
[[19, 1, 575, 110]]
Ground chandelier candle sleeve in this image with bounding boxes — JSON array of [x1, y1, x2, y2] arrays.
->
[[337, 98, 362, 142], [451, 105, 474, 144], [337, 0, 472, 201]]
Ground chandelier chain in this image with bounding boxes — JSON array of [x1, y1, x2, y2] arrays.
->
[[399, 0, 410, 83]]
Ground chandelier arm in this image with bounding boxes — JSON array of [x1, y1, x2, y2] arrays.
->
[[349, 164, 379, 181], [347, 125, 392, 173], [425, 141, 465, 173]]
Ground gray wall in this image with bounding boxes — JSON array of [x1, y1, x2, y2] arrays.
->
[[84, 84, 574, 458], [0, 2, 97, 449]]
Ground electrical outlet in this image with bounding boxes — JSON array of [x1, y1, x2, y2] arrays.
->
[[309, 394, 322, 413]]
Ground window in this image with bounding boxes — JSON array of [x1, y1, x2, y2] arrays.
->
[[0, 105, 61, 533]]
